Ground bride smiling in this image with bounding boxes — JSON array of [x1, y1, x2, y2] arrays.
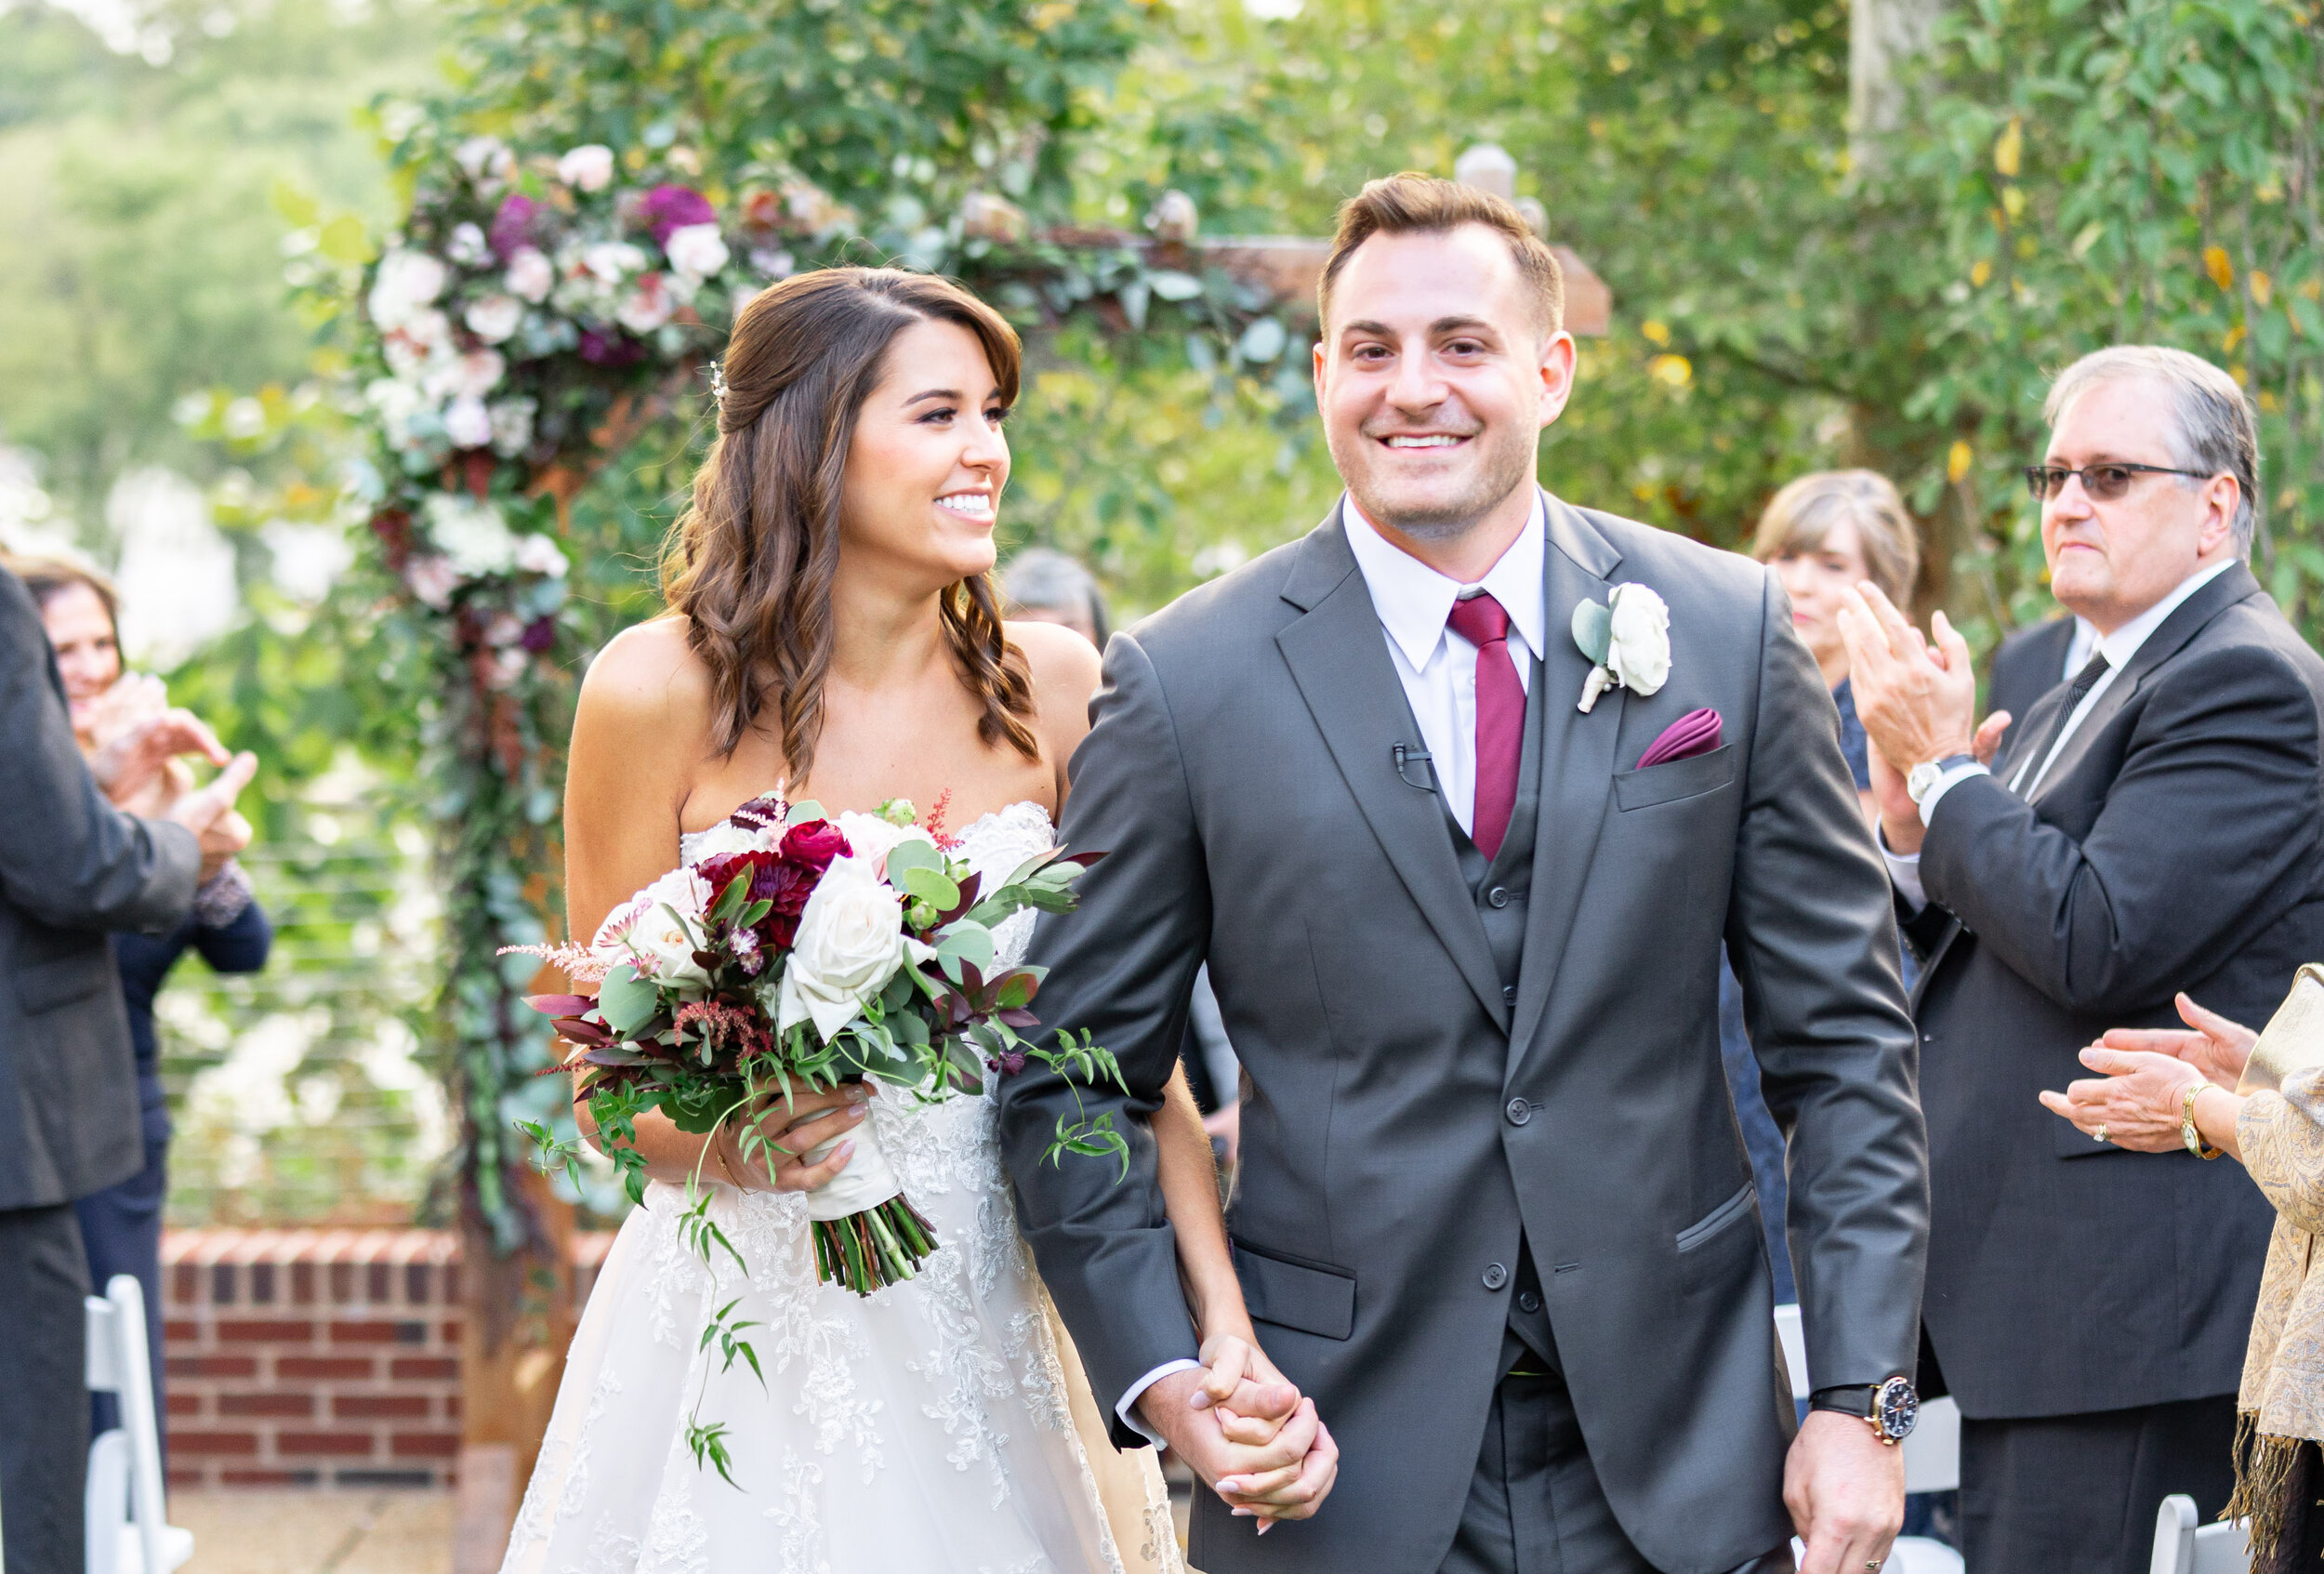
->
[[500, 267, 1298, 1574]]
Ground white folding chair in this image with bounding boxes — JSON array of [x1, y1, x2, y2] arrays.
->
[[2149, 1493, 2251, 1574], [85, 1275, 193, 1574], [1774, 1303, 1963, 1573]]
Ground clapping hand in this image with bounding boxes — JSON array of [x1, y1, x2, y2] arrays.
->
[[88, 677, 231, 814], [2095, 992, 2255, 1092], [1835, 582, 1979, 856], [164, 751, 257, 881]]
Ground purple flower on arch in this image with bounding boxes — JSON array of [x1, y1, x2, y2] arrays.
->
[[489, 193, 542, 260], [639, 184, 716, 246], [577, 328, 646, 366], [520, 616, 557, 654]]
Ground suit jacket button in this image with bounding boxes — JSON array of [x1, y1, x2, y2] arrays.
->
[[1482, 1263, 1509, 1290], [1505, 1097, 1532, 1126], [1517, 1290, 1543, 1315], [1502, 985, 1517, 1005], [1487, 885, 1512, 908]]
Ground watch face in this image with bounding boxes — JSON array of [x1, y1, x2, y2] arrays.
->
[[1906, 762, 1939, 802], [1874, 1376, 1919, 1441]]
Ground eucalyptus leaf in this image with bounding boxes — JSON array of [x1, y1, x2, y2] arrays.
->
[[1571, 600, 1612, 665], [597, 964, 659, 1037]]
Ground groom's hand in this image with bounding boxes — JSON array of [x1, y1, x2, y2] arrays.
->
[[1783, 1411, 1903, 1574], [1193, 1332, 1299, 1446], [1138, 1367, 1339, 1528]]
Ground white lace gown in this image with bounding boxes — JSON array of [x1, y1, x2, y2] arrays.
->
[[503, 802, 1184, 1574]]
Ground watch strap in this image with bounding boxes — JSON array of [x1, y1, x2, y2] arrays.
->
[[1806, 1384, 1875, 1416]]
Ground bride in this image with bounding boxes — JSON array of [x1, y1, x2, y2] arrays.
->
[[501, 267, 1295, 1574]]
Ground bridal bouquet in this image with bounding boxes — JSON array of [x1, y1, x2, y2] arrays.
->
[[514, 792, 1127, 1293]]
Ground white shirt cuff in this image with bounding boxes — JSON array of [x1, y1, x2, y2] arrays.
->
[[1879, 826, 1928, 913], [1916, 761, 1990, 826], [1116, 1357, 1205, 1447]]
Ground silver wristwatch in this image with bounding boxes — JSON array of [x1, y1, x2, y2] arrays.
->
[[1906, 753, 1977, 806]]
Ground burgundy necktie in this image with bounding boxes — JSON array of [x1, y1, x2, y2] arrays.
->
[[1447, 591, 1523, 858]]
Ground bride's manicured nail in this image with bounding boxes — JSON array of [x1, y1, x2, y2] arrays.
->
[[847, 1104, 865, 1120], [837, 1141, 855, 1159], [1257, 1521, 1274, 1537], [1229, 1506, 1252, 1518]]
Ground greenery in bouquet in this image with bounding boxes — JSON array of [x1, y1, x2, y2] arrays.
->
[[512, 793, 1127, 1483]]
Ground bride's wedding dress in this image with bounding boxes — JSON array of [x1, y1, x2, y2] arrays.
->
[[501, 800, 1184, 1574]]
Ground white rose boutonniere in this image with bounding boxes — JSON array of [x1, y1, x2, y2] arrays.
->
[[1570, 582, 1673, 713]]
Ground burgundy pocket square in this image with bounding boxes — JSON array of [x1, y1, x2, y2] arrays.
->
[[1635, 708, 1722, 770]]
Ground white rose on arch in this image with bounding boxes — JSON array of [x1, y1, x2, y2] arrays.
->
[[663, 223, 729, 282], [615, 274, 673, 334], [557, 143, 615, 193], [776, 854, 935, 1042], [504, 247, 554, 304], [368, 250, 446, 330], [442, 395, 493, 450], [1569, 582, 1672, 713], [464, 295, 523, 344]]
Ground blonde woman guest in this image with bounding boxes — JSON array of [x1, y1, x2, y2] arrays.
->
[[1752, 469, 1922, 826], [2042, 993, 2318, 1573]]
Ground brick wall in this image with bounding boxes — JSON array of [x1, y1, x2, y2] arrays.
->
[[162, 1228, 616, 1490]]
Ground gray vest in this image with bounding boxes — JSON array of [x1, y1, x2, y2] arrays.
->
[[1432, 661, 1560, 1374]]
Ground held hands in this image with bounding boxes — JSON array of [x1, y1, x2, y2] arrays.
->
[[1139, 1339, 1338, 1530], [1784, 1409, 1903, 1574]]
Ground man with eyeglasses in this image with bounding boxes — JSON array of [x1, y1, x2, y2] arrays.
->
[[1833, 344, 2324, 1574]]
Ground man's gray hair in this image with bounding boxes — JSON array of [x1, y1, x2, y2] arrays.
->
[[2043, 345, 2261, 556], [998, 547, 1111, 645]]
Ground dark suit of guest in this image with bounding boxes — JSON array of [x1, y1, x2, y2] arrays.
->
[[1904, 562, 2321, 1573], [0, 567, 199, 1574], [1985, 615, 2080, 760], [79, 904, 270, 1455]]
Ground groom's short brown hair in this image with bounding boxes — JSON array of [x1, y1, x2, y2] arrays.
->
[[1319, 173, 1565, 337]]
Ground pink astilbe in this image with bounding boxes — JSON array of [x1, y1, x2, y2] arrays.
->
[[675, 999, 770, 1057], [497, 942, 614, 985], [922, 787, 960, 850]]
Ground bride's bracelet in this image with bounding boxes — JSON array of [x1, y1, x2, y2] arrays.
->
[[711, 1133, 751, 1190]]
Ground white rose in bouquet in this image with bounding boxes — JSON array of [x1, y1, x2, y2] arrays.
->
[[598, 866, 714, 989], [832, 811, 939, 871], [557, 143, 615, 193], [505, 247, 554, 304], [685, 819, 779, 860], [777, 854, 933, 1042], [1604, 582, 1672, 696], [664, 223, 730, 282], [465, 294, 524, 343]]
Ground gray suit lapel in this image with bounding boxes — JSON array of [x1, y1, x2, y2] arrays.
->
[[1510, 495, 1626, 1061], [1274, 507, 1510, 1029]]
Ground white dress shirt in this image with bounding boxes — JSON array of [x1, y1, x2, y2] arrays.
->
[[1883, 559, 2238, 908], [1342, 492, 1550, 835], [1113, 494, 1552, 1444]]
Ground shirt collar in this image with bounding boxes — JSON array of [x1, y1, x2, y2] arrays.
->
[[2092, 558, 2238, 672], [1341, 491, 1548, 671]]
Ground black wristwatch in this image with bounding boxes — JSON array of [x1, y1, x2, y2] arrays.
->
[[1808, 1377, 1919, 1445]]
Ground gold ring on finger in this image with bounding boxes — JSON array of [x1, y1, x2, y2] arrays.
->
[[2094, 1124, 2109, 1144]]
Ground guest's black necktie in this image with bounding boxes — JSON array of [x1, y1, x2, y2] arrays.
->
[[2012, 651, 2111, 795]]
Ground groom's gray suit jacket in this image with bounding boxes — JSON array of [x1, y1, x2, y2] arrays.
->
[[999, 496, 1928, 1574]]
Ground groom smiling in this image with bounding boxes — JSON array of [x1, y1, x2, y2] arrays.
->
[[1000, 174, 1928, 1574]]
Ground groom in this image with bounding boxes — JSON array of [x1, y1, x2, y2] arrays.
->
[[999, 174, 1928, 1574]]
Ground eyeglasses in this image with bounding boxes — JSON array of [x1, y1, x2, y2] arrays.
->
[[2023, 462, 2213, 502]]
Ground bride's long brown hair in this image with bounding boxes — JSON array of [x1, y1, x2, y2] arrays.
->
[[661, 267, 1039, 778]]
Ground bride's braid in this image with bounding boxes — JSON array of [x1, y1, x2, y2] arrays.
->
[[661, 267, 1038, 775]]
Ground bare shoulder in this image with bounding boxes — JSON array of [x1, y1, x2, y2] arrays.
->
[[1007, 618, 1104, 758], [580, 616, 715, 732], [1008, 619, 1103, 707]]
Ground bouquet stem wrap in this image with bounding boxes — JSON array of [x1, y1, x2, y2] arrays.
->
[[799, 1122, 936, 1293]]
